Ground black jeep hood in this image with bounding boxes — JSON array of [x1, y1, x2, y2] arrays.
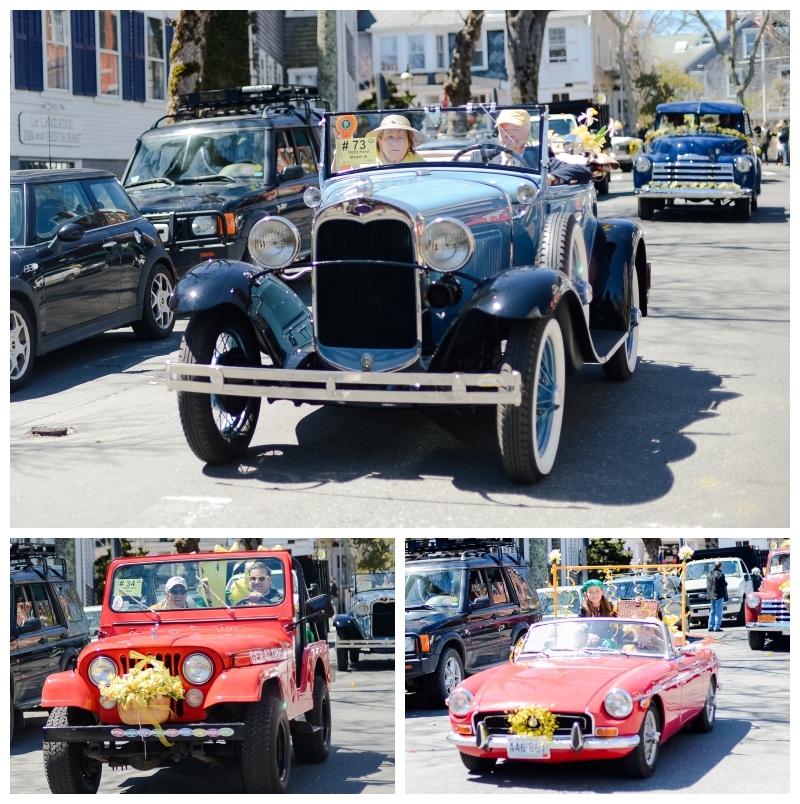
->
[[405, 608, 465, 635], [126, 181, 270, 214]]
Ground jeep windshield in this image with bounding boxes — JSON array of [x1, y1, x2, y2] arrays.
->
[[354, 572, 395, 593], [325, 105, 543, 177], [125, 128, 266, 187], [654, 112, 745, 133], [108, 556, 286, 612], [405, 569, 462, 609], [685, 560, 742, 581]]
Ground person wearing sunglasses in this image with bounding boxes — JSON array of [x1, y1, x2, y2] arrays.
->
[[151, 576, 198, 610], [235, 562, 281, 606]]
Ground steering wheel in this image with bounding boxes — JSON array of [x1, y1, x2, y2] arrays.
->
[[451, 143, 528, 168]]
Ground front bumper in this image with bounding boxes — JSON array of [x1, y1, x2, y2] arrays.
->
[[634, 186, 753, 201], [689, 601, 742, 618], [336, 638, 395, 651], [43, 722, 245, 743], [166, 363, 522, 407], [446, 732, 640, 752], [405, 654, 438, 679], [746, 621, 790, 634]]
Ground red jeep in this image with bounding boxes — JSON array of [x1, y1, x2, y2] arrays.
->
[[40, 549, 334, 793], [745, 545, 790, 650]]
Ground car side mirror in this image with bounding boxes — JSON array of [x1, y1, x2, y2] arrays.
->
[[471, 596, 490, 610], [278, 165, 305, 182], [57, 223, 86, 242], [19, 617, 43, 634], [305, 593, 334, 623]]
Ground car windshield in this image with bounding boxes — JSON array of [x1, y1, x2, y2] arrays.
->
[[605, 579, 657, 600], [768, 552, 790, 574], [325, 105, 543, 177], [125, 129, 266, 186], [519, 618, 669, 658], [655, 112, 745, 133], [405, 569, 462, 609], [10, 185, 25, 247], [354, 572, 395, 592], [685, 560, 741, 581], [108, 556, 286, 612], [538, 588, 581, 616]]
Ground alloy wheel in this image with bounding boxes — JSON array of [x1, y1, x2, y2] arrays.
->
[[443, 656, 463, 694], [150, 273, 174, 330], [643, 709, 659, 766], [10, 309, 31, 380]]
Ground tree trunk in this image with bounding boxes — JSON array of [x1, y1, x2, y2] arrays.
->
[[443, 11, 484, 106], [317, 10, 338, 109], [165, 11, 213, 122], [605, 11, 638, 128], [641, 538, 663, 565], [505, 11, 549, 104]]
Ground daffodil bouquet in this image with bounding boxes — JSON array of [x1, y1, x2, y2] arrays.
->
[[101, 651, 185, 710], [780, 580, 790, 601], [507, 705, 558, 741]]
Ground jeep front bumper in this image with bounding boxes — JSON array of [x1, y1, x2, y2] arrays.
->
[[43, 722, 246, 742], [336, 638, 395, 651], [165, 363, 522, 406]]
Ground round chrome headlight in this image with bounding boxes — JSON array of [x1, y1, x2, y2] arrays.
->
[[191, 215, 217, 236], [421, 217, 474, 273], [247, 216, 300, 269], [404, 636, 415, 653], [634, 155, 652, 173], [182, 653, 213, 685], [303, 186, 322, 208], [88, 656, 117, 687], [604, 688, 633, 719], [734, 155, 753, 173], [354, 600, 370, 617], [747, 594, 761, 609], [447, 688, 473, 716], [516, 183, 538, 205]]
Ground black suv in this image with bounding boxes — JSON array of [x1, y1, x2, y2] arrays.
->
[[122, 85, 326, 278], [10, 543, 90, 739], [405, 540, 541, 707], [11, 169, 177, 391]]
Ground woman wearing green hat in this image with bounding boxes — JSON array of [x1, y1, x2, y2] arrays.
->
[[579, 580, 618, 647]]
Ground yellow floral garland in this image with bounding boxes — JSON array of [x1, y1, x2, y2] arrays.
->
[[780, 580, 790, 600], [100, 651, 186, 709], [647, 180, 739, 191], [645, 124, 751, 149], [506, 705, 559, 741]]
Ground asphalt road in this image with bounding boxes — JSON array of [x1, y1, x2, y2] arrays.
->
[[405, 625, 790, 794], [10, 653, 394, 794], [10, 168, 789, 526]]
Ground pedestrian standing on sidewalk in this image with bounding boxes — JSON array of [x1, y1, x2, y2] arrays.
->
[[763, 125, 772, 163], [329, 578, 339, 614], [706, 560, 727, 632], [777, 120, 790, 166]]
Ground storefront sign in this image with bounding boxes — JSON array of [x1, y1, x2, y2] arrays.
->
[[18, 112, 83, 147]]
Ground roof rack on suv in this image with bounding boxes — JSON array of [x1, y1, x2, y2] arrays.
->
[[150, 84, 330, 128], [10, 542, 67, 580], [405, 538, 523, 565]]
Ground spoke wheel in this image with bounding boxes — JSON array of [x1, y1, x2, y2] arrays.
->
[[132, 263, 176, 340], [10, 301, 34, 391], [602, 265, 640, 381], [622, 706, 660, 778]]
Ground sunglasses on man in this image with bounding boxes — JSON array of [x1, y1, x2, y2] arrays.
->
[[169, 587, 187, 595], [249, 575, 269, 582]]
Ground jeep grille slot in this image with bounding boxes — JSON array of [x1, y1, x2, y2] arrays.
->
[[315, 219, 417, 349], [371, 601, 395, 638], [652, 163, 735, 183]]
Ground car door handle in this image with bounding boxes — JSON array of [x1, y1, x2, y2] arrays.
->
[[102, 241, 117, 250]]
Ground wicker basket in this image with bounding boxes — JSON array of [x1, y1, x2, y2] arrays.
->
[[616, 598, 660, 620], [118, 696, 170, 726]]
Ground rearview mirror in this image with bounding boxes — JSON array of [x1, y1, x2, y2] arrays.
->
[[19, 617, 43, 634], [305, 593, 334, 623], [278, 165, 305, 182]]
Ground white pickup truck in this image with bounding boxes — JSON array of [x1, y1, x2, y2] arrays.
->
[[685, 557, 754, 626]]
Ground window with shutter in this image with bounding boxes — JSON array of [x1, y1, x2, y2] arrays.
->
[[45, 11, 70, 90], [98, 10, 121, 96], [70, 10, 97, 96], [13, 11, 44, 92], [120, 11, 146, 102], [146, 16, 165, 100]]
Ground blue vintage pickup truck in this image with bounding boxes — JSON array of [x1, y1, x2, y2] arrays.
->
[[633, 101, 762, 221]]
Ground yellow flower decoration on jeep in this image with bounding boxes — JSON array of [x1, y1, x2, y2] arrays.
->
[[647, 181, 739, 191], [507, 705, 559, 741], [645, 125, 751, 149]]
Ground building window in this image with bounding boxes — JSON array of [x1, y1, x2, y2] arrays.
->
[[472, 36, 484, 69], [380, 36, 397, 72], [45, 11, 69, 90], [287, 67, 317, 87], [98, 10, 120, 95], [689, 70, 705, 99], [146, 16, 164, 100], [726, 70, 743, 98], [743, 30, 757, 58], [408, 34, 424, 70], [436, 34, 446, 69], [549, 27, 567, 63], [19, 159, 75, 170], [552, 92, 569, 101]]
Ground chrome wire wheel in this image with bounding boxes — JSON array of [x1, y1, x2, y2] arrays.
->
[[642, 708, 659, 767], [150, 271, 174, 331], [210, 330, 252, 438], [443, 654, 463, 695], [10, 308, 31, 381], [705, 683, 716, 723]]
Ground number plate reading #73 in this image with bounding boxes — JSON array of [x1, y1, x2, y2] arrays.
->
[[506, 736, 551, 759]]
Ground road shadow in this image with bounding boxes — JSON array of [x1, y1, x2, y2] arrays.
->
[[650, 203, 788, 224], [203, 359, 739, 508], [10, 711, 48, 756]]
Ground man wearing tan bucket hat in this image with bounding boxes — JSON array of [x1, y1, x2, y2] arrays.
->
[[367, 114, 426, 165]]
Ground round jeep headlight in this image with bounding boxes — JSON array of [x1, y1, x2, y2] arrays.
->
[[88, 656, 117, 687], [182, 653, 213, 684], [604, 689, 633, 719], [354, 600, 370, 617], [247, 216, 300, 269], [405, 636, 415, 653], [421, 217, 474, 273], [447, 688, 473, 715], [734, 155, 753, 173], [634, 155, 652, 173], [191, 215, 217, 236], [747, 594, 761, 609]]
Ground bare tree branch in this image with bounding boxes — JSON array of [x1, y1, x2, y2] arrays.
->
[[604, 10, 638, 126]]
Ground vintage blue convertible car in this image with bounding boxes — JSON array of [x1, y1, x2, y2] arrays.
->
[[633, 101, 762, 220], [166, 104, 650, 484]]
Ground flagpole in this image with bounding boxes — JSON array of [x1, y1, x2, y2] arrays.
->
[[761, 28, 767, 124]]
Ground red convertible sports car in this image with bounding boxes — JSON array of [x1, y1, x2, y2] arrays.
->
[[446, 618, 719, 778]]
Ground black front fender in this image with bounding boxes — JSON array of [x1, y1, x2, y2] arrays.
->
[[169, 259, 253, 316]]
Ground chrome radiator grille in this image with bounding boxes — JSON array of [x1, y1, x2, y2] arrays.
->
[[315, 218, 417, 350], [652, 163, 735, 183], [478, 711, 593, 736], [371, 601, 395, 638]]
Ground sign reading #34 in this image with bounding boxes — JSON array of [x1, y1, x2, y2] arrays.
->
[[18, 112, 83, 147]]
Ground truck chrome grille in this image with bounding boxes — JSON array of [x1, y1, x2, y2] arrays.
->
[[761, 598, 790, 622], [477, 711, 593, 736], [371, 601, 395, 638], [315, 219, 417, 350], [652, 163, 735, 182]]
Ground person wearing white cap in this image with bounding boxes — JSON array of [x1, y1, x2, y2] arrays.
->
[[367, 115, 426, 165], [151, 576, 198, 610]]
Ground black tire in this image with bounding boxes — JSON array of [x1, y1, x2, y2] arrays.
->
[[735, 198, 751, 220], [240, 693, 292, 793], [638, 197, 654, 220], [43, 707, 102, 794], [131, 262, 175, 340], [424, 647, 464, 709], [622, 706, 660, 779], [621, 163, 633, 173], [602, 265, 640, 381], [748, 630, 766, 650], [596, 171, 610, 196], [751, 191, 758, 211], [177, 308, 261, 464], [690, 678, 716, 733], [734, 603, 746, 627], [460, 751, 497, 773], [336, 647, 349, 671], [10, 299, 35, 392], [349, 649, 360, 663], [537, 212, 588, 283], [291, 675, 332, 764], [498, 317, 566, 484]]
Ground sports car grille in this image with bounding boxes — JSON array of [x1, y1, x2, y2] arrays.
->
[[371, 601, 395, 638], [477, 711, 593, 736], [652, 163, 735, 183], [315, 218, 417, 350]]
